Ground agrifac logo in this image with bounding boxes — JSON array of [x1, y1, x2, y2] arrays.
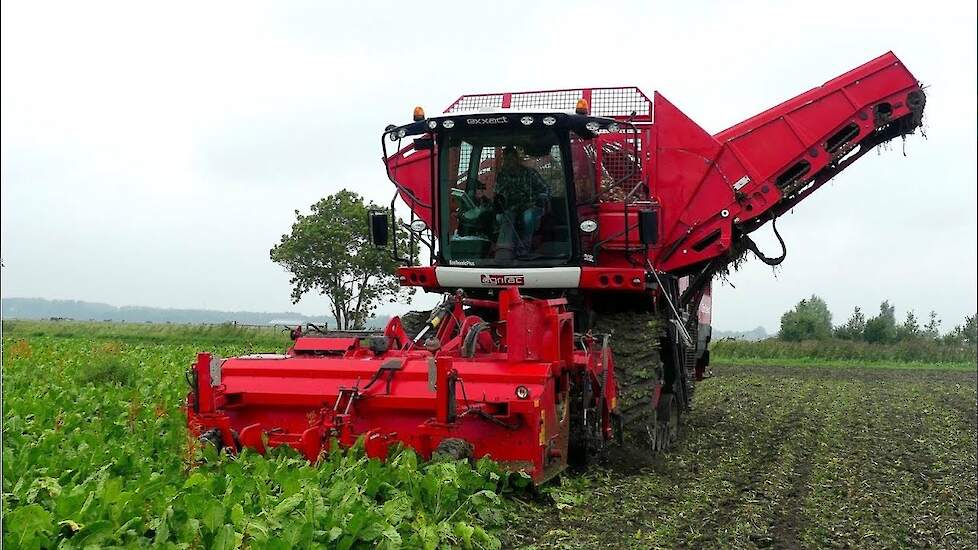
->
[[481, 273, 525, 286]]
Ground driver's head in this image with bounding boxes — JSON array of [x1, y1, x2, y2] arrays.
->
[[501, 146, 520, 168]]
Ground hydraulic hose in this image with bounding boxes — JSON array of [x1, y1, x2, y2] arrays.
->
[[744, 218, 787, 266]]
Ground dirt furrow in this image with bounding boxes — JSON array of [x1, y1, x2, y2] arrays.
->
[[502, 365, 977, 550]]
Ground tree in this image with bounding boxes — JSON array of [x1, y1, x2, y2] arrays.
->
[[864, 300, 897, 344], [963, 314, 977, 346], [779, 295, 833, 342], [270, 190, 414, 329], [943, 314, 977, 347], [896, 310, 920, 341], [834, 306, 866, 340], [922, 310, 942, 340]]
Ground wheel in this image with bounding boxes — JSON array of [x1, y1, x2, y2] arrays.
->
[[654, 393, 680, 452], [661, 322, 694, 414], [199, 428, 223, 450], [568, 373, 604, 468], [198, 428, 240, 453]]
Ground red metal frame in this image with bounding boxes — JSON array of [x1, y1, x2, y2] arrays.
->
[[388, 52, 924, 279]]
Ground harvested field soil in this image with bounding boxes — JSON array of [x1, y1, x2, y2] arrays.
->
[[502, 365, 977, 549]]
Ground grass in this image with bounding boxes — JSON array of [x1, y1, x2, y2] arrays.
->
[[713, 337, 977, 369], [713, 355, 977, 371], [2, 319, 290, 348]]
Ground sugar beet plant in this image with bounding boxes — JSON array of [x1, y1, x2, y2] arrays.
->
[[2, 335, 527, 549]]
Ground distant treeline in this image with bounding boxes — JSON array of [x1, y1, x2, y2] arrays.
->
[[714, 337, 976, 366], [1, 297, 390, 328], [713, 326, 769, 341], [711, 296, 977, 367], [777, 295, 976, 347]]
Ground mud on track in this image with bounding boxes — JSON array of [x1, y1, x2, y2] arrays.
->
[[502, 365, 978, 550]]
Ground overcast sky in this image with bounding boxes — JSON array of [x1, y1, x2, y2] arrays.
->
[[2, 0, 976, 332]]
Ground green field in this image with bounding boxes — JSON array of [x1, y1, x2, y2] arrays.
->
[[2, 323, 521, 549], [712, 337, 977, 370], [3, 321, 976, 549]]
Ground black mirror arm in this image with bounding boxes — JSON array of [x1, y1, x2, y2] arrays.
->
[[388, 193, 412, 266]]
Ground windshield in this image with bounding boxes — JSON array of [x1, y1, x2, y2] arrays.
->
[[440, 129, 573, 266]]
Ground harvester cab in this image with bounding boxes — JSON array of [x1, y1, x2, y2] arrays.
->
[[380, 92, 658, 296], [187, 52, 926, 484], [381, 104, 635, 271]]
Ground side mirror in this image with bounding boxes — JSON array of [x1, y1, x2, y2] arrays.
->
[[413, 137, 434, 150], [368, 210, 389, 247], [638, 209, 658, 245]]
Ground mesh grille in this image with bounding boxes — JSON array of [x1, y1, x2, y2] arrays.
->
[[599, 136, 645, 202], [591, 88, 651, 119], [446, 87, 652, 119], [511, 90, 584, 111], [447, 94, 505, 112]]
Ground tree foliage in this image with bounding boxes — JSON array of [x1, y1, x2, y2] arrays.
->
[[864, 301, 898, 344], [896, 310, 921, 341], [922, 310, 942, 340], [779, 295, 833, 342], [781, 295, 975, 351], [833, 306, 866, 340], [944, 314, 977, 347], [270, 190, 414, 329]]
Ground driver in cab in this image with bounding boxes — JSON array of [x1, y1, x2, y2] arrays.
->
[[493, 146, 549, 259]]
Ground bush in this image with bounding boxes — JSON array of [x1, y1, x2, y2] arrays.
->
[[76, 354, 132, 386], [779, 295, 832, 342]]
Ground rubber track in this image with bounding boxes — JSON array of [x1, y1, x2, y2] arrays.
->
[[593, 311, 664, 447]]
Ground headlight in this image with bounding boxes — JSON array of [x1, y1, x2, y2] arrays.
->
[[607, 122, 620, 133], [585, 121, 600, 133], [520, 116, 534, 126], [542, 116, 556, 126], [427, 120, 438, 129], [410, 220, 428, 232], [397, 128, 407, 138], [442, 120, 455, 129], [579, 219, 598, 233]]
